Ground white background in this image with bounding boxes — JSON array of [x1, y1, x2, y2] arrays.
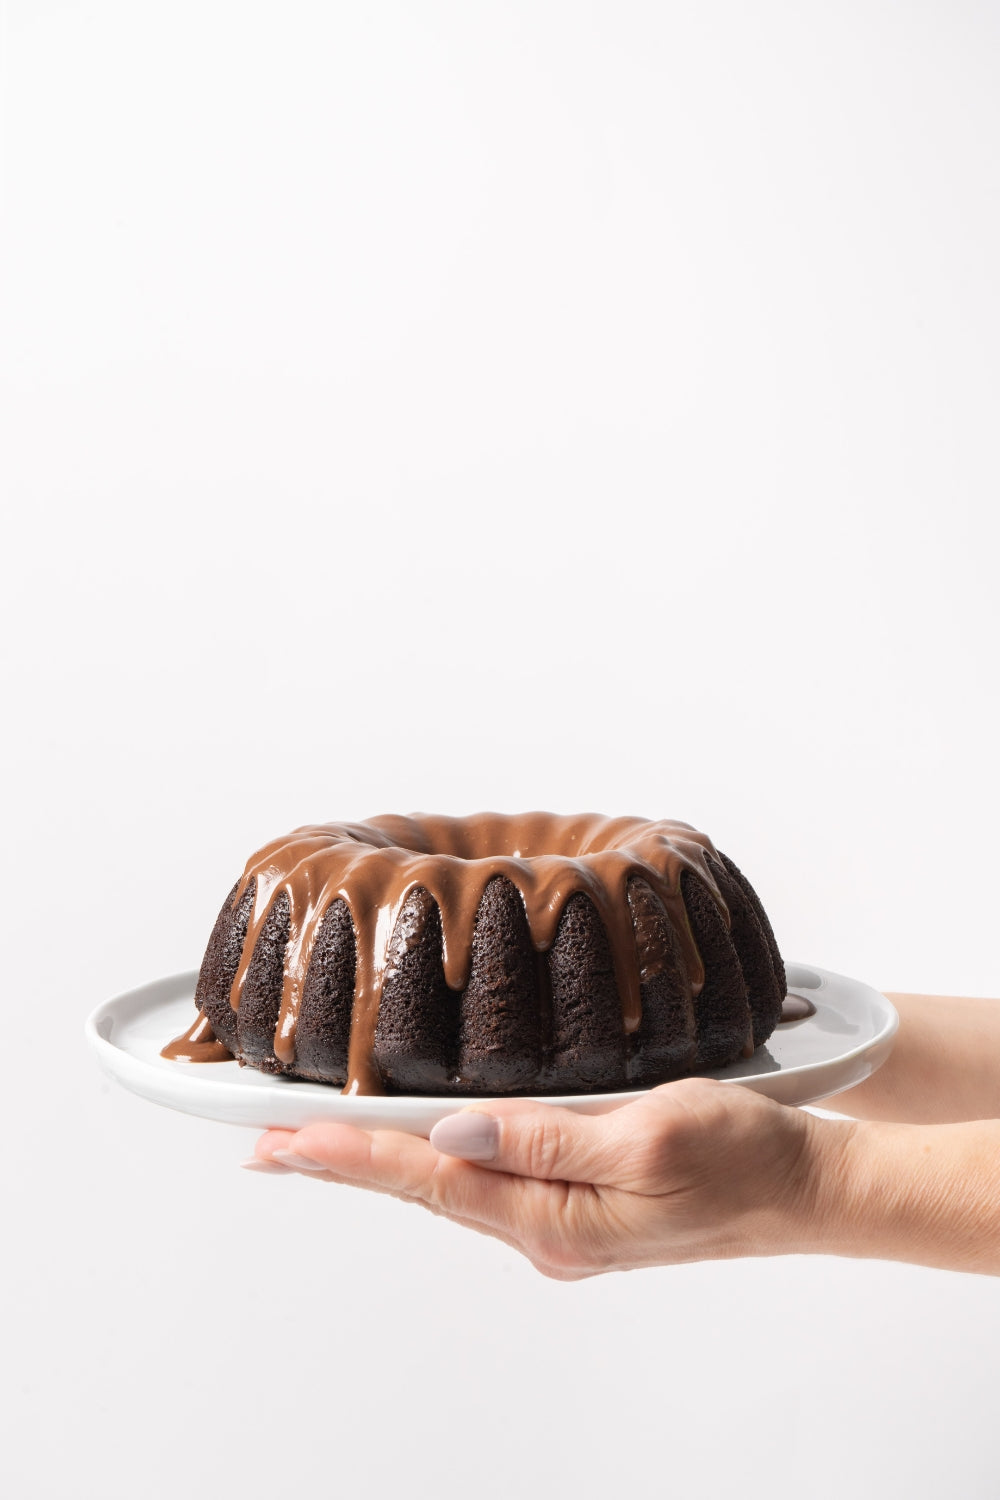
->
[[3, 3, 1000, 1497]]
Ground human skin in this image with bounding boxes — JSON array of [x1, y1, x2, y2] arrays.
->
[[245, 993, 1000, 1279], [813, 993, 1000, 1124]]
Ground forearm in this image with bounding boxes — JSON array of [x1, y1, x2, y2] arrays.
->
[[789, 1115, 1000, 1275], [820, 993, 1000, 1124]]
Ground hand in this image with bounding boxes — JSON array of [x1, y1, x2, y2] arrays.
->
[[247, 1078, 831, 1279]]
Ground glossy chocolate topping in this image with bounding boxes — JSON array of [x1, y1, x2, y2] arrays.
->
[[160, 1010, 233, 1063], [167, 812, 730, 1094], [779, 994, 817, 1022]]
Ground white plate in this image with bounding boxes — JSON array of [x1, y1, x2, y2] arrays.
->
[[84, 961, 897, 1135]]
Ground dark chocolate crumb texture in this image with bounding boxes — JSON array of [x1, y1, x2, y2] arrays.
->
[[163, 813, 787, 1096]]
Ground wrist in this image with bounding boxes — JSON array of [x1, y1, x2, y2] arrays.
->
[[808, 1117, 943, 1265], [763, 1112, 867, 1258], [788, 1115, 1000, 1273]]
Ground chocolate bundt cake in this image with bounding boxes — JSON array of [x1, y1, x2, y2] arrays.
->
[[163, 813, 786, 1096]]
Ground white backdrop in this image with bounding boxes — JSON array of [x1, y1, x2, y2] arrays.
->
[[3, 4, 1000, 1497]]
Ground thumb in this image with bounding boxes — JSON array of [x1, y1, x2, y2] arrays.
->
[[429, 1099, 631, 1185]]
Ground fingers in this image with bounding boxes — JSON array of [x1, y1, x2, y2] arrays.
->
[[250, 1079, 744, 1197], [428, 1098, 651, 1188], [251, 1121, 542, 1228], [254, 1100, 631, 1191], [255, 1122, 445, 1191]]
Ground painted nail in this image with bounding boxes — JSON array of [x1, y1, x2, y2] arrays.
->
[[271, 1150, 328, 1172], [430, 1111, 499, 1161], [240, 1158, 291, 1173]]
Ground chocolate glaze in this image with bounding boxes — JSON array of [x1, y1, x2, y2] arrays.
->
[[160, 1010, 233, 1062], [780, 994, 817, 1022], [166, 813, 730, 1094]]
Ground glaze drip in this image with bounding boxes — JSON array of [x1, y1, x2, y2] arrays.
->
[[207, 813, 728, 1095], [779, 994, 817, 1023], [160, 1010, 233, 1063]]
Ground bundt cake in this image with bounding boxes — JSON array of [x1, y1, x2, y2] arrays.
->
[[162, 812, 787, 1096]]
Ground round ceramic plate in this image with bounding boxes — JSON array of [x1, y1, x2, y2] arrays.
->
[[85, 962, 897, 1135]]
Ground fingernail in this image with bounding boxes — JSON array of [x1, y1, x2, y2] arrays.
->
[[271, 1150, 327, 1172], [430, 1111, 499, 1161], [240, 1158, 291, 1173]]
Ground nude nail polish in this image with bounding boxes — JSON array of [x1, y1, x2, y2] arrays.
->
[[271, 1150, 328, 1171], [430, 1112, 499, 1161]]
